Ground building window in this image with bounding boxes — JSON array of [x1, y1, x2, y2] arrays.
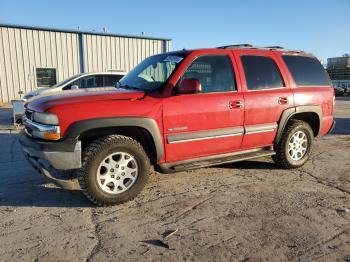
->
[[36, 68, 57, 87]]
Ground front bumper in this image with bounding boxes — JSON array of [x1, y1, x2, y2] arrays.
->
[[18, 130, 82, 170]]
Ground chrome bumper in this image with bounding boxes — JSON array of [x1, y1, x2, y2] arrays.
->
[[23, 117, 60, 140]]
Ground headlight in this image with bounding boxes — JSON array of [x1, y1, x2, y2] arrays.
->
[[24, 110, 60, 140], [33, 112, 59, 125]]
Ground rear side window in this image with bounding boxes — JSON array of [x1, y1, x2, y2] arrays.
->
[[241, 56, 284, 90], [282, 55, 330, 86], [103, 75, 120, 86]]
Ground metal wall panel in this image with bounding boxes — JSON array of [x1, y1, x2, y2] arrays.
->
[[0, 26, 81, 103], [82, 35, 170, 73], [0, 24, 171, 103]]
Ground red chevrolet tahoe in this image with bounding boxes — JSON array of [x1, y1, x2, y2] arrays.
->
[[19, 45, 335, 206]]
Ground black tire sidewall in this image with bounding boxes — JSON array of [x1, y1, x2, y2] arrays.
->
[[84, 140, 149, 205]]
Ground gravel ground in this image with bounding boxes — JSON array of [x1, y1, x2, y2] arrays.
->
[[0, 98, 349, 262]]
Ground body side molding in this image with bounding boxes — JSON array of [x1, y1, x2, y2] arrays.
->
[[64, 117, 164, 161], [245, 123, 278, 134], [167, 127, 244, 144]]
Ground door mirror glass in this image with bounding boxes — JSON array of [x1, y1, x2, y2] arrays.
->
[[71, 85, 79, 90], [178, 78, 202, 94]]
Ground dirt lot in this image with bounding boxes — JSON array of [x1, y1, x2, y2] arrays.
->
[[0, 98, 349, 262]]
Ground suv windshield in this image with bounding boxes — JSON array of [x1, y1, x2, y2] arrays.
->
[[118, 54, 185, 91]]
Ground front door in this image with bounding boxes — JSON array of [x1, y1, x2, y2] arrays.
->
[[163, 53, 244, 163]]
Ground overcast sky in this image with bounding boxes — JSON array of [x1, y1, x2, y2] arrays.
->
[[1, 0, 349, 61]]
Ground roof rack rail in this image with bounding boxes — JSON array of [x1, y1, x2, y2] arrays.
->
[[216, 44, 305, 53], [265, 46, 284, 49], [265, 46, 305, 53], [218, 44, 255, 49]]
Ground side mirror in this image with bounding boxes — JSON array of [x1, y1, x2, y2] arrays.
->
[[177, 78, 201, 94], [71, 85, 79, 90]]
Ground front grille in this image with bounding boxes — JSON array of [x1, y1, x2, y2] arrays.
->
[[25, 110, 33, 120]]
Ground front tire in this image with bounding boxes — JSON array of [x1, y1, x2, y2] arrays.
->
[[272, 120, 314, 169], [77, 135, 150, 206]]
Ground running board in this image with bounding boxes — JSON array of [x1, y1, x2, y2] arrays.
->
[[158, 147, 275, 173]]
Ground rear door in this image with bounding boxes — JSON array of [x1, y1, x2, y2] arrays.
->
[[234, 50, 293, 149], [162, 51, 244, 162]]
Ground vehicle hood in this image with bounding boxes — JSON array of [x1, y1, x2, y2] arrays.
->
[[24, 86, 62, 99], [27, 88, 146, 112]]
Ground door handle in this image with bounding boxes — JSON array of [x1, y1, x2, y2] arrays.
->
[[229, 100, 243, 109], [278, 97, 288, 105]]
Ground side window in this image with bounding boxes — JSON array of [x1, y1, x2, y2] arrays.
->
[[80, 75, 103, 88], [63, 79, 81, 90], [181, 55, 236, 93], [241, 55, 284, 90], [36, 68, 56, 87], [282, 55, 330, 86], [103, 75, 119, 86]]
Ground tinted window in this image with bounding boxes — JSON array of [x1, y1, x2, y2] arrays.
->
[[241, 56, 284, 90], [181, 55, 236, 93], [80, 75, 104, 88], [36, 68, 56, 87], [283, 55, 330, 86], [103, 75, 120, 86]]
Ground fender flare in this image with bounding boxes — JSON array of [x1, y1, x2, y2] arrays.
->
[[275, 105, 322, 144], [64, 117, 164, 161]]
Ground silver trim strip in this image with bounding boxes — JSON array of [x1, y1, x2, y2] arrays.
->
[[245, 123, 278, 135], [245, 128, 276, 135], [167, 127, 244, 144], [167, 123, 278, 144], [168, 132, 243, 144]]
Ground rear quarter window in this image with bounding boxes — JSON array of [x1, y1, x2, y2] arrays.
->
[[282, 55, 330, 86]]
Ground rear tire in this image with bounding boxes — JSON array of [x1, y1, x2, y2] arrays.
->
[[272, 120, 314, 169], [77, 135, 150, 206]]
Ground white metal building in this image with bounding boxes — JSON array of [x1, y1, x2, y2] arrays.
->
[[0, 24, 171, 103]]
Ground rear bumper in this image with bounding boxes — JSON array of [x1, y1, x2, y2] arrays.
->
[[18, 130, 82, 170]]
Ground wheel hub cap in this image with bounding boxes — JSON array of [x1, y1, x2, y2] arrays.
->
[[97, 152, 138, 194], [288, 131, 308, 161]]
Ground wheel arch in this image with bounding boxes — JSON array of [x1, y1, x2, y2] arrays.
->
[[275, 105, 322, 144], [64, 117, 163, 163]]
